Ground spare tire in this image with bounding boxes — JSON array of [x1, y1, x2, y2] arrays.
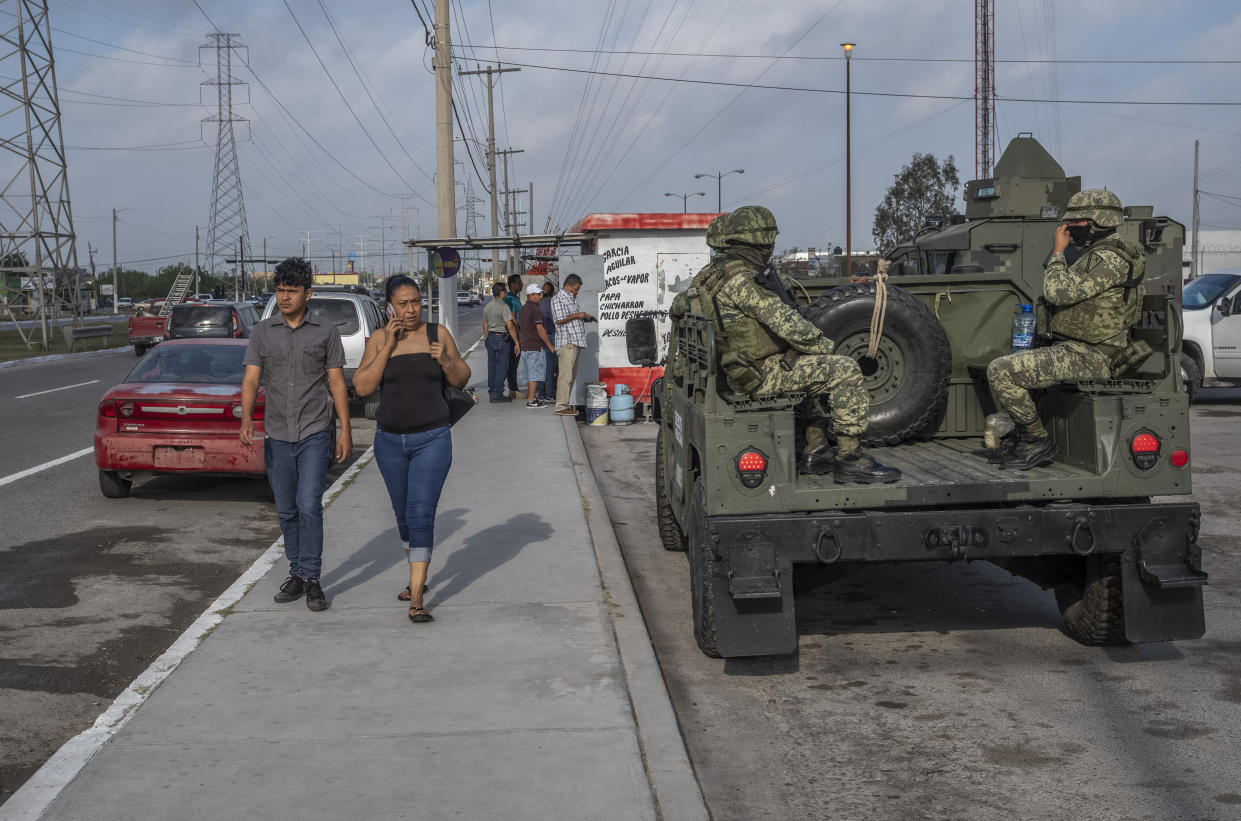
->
[[801, 282, 951, 446]]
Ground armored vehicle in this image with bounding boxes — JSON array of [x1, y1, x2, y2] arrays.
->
[[642, 134, 1205, 658]]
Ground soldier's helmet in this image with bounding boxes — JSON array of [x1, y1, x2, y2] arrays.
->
[[707, 205, 779, 250], [1063, 189, 1123, 228]]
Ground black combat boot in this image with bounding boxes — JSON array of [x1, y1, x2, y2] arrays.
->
[[799, 441, 835, 475], [1000, 426, 1055, 470], [833, 448, 901, 484]]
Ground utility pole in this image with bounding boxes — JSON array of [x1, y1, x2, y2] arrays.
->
[[87, 243, 96, 309], [262, 236, 267, 289], [358, 234, 370, 283], [433, 0, 458, 335], [235, 235, 242, 300], [1191, 139, 1200, 281], [497, 148, 524, 277], [459, 64, 519, 281], [194, 225, 200, 296], [112, 208, 119, 315]]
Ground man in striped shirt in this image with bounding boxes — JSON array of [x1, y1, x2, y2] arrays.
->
[[551, 273, 595, 415]]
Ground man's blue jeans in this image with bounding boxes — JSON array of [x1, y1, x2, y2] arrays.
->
[[374, 426, 452, 563], [485, 333, 508, 399], [265, 428, 331, 580]]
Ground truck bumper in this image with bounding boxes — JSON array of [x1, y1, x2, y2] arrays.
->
[[702, 502, 1204, 655]]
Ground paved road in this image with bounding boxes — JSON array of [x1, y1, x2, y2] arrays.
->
[[0, 304, 485, 807], [583, 390, 1241, 821]]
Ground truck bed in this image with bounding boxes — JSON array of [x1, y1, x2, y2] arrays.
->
[[788, 437, 1103, 510]]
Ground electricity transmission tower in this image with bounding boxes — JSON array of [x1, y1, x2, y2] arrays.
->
[[0, 0, 80, 350], [974, 0, 997, 179], [201, 33, 251, 291]]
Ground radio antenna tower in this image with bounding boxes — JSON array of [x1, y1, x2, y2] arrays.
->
[[974, 0, 997, 179], [0, 1, 80, 350], [201, 33, 251, 289]]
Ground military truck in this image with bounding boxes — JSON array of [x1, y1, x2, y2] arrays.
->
[[640, 134, 1205, 658]]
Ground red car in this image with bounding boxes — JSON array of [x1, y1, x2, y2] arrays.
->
[[95, 339, 266, 498]]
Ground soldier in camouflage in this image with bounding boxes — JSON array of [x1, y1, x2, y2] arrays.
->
[[680, 206, 899, 484], [987, 189, 1146, 469]]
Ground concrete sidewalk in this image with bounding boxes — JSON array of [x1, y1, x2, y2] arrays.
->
[[8, 344, 706, 821]]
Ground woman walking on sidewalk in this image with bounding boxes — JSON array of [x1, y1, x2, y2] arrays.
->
[[354, 275, 470, 623]]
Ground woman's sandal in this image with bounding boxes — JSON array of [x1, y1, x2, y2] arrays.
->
[[397, 584, 429, 601], [408, 606, 434, 623]]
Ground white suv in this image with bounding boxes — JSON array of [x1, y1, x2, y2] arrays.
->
[[260, 289, 387, 417]]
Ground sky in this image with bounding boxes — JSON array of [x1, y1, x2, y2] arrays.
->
[[7, 0, 1241, 276]]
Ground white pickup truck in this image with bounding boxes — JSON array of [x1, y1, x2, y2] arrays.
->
[[1180, 269, 1241, 400]]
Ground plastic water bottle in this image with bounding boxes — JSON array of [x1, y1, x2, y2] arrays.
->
[[1010, 303, 1036, 354]]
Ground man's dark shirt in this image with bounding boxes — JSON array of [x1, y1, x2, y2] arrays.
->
[[243, 311, 345, 442], [519, 300, 548, 351]]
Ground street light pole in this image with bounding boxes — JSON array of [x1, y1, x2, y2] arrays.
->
[[664, 191, 706, 212], [693, 169, 745, 212], [841, 42, 855, 279]]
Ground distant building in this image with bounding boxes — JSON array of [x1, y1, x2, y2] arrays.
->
[[1184, 229, 1241, 279]]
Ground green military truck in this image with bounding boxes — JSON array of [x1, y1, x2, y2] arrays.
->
[[641, 134, 1206, 658]]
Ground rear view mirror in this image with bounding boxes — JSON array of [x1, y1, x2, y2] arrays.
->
[[625, 317, 657, 366]]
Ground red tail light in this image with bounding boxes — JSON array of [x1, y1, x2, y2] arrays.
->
[[98, 400, 117, 418], [251, 404, 265, 420], [1170, 448, 1189, 468], [233, 312, 242, 337], [1129, 431, 1161, 470], [736, 448, 768, 488]]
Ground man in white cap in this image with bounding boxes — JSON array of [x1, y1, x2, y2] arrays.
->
[[518, 282, 556, 408]]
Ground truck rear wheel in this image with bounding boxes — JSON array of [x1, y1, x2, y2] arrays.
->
[[686, 479, 721, 657], [133, 343, 147, 357], [655, 428, 687, 551], [802, 282, 952, 446], [1054, 555, 1128, 646]]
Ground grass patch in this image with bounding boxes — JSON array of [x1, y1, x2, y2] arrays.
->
[[0, 316, 130, 362]]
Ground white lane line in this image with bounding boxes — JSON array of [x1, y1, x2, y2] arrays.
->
[[14, 379, 100, 400], [1, 447, 377, 821], [0, 447, 93, 489]]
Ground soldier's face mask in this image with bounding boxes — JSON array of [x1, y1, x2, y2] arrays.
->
[[1067, 222, 1094, 246]]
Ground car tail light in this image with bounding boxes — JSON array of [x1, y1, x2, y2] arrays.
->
[[252, 404, 265, 420], [233, 313, 241, 338], [1129, 430, 1161, 470], [736, 448, 768, 488], [231, 404, 244, 419], [1170, 448, 1189, 468], [119, 401, 135, 418], [99, 400, 117, 418]]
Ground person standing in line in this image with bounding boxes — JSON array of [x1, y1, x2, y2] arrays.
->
[[482, 282, 519, 403], [353, 275, 470, 623], [518, 283, 555, 408], [551, 273, 595, 416], [538, 281, 558, 401], [504, 273, 525, 398], [240, 257, 353, 612]]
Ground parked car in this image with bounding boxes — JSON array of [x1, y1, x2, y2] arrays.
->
[[260, 290, 386, 418], [116, 297, 134, 311], [94, 339, 266, 498], [1180, 269, 1241, 400], [194, 293, 215, 302], [457, 290, 473, 306], [167, 301, 260, 340]]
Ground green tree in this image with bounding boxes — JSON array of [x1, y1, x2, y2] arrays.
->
[[872, 153, 961, 255], [1, 251, 30, 270]]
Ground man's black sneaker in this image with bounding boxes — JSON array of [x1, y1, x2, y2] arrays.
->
[[526, 399, 547, 409], [833, 449, 902, 484], [305, 579, 327, 611], [274, 575, 305, 603]]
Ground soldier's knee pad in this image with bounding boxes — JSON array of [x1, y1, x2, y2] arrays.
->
[[987, 357, 1012, 385]]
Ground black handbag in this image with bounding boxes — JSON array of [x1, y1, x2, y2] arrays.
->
[[427, 322, 476, 426]]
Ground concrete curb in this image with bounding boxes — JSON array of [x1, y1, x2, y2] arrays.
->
[[0, 448, 377, 821], [0, 346, 130, 370], [563, 417, 709, 821]]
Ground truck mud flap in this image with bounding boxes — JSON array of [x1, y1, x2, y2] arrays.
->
[[1122, 514, 1207, 643], [714, 545, 796, 658]]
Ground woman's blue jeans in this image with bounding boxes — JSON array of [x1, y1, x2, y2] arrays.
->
[[374, 425, 452, 563]]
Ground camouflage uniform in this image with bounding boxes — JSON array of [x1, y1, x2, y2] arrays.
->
[[988, 189, 1145, 439], [686, 206, 869, 448]]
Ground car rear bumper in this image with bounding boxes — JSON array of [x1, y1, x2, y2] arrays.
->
[[95, 433, 266, 475]]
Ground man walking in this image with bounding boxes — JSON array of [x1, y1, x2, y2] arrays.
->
[[551, 273, 594, 416], [518, 283, 555, 408], [482, 282, 519, 403], [240, 257, 352, 611]]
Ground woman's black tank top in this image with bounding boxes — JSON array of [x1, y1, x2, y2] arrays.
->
[[376, 353, 450, 434]]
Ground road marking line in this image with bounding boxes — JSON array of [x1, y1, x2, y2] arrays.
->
[[1, 446, 377, 821], [15, 379, 100, 399], [0, 447, 93, 489]]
